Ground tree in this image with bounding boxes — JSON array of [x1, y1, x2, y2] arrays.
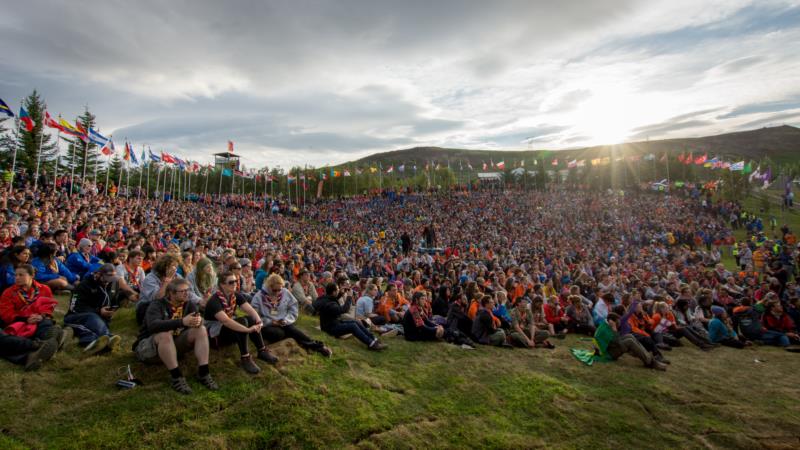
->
[[61, 107, 100, 186], [3, 90, 59, 184]]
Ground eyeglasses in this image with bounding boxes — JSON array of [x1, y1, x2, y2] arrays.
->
[[174, 288, 190, 294], [223, 280, 238, 285]]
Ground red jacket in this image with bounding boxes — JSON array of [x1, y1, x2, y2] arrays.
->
[[0, 281, 55, 325], [763, 313, 795, 333], [544, 304, 564, 325]]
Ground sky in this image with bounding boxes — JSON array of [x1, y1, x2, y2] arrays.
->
[[1, 0, 799, 169]]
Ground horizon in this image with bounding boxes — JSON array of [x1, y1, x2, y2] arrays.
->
[[2, 1, 799, 168]]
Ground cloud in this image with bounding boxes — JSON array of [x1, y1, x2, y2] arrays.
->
[[718, 96, 800, 119]]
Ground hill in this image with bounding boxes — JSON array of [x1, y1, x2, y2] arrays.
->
[[342, 125, 800, 168]]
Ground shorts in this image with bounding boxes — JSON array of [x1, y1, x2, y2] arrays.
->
[[134, 329, 194, 364]]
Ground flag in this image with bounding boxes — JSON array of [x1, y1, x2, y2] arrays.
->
[[139, 148, 146, 165], [567, 160, 577, 169], [694, 153, 707, 165], [643, 153, 655, 161], [369, 167, 378, 173], [551, 158, 558, 166], [58, 118, 87, 141], [333, 170, 341, 178], [101, 139, 114, 156], [161, 152, 177, 164], [123, 143, 131, 162], [496, 161, 505, 169], [0, 98, 13, 117], [88, 128, 109, 147], [149, 149, 162, 162], [749, 165, 761, 183], [577, 159, 586, 167], [287, 175, 296, 183], [227, 140, 234, 153], [222, 168, 233, 177], [44, 112, 64, 131], [660, 153, 667, 162], [520, 160, 525, 167], [467, 162, 473, 170], [677, 153, 685, 163], [386, 166, 394, 173], [398, 164, 405, 173], [743, 162, 752, 174], [343, 170, 351, 177], [19, 107, 34, 132]]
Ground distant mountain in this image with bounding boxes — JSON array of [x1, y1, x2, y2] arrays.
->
[[340, 125, 800, 168]]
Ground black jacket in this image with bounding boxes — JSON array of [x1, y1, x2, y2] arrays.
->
[[133, 298, 198, 349], [68, 276, 121, 315], [314, 294, 352, 333]]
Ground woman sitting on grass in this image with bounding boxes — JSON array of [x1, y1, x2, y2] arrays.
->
[[708, 306, 750, 348], [403, 291, 445, 342]]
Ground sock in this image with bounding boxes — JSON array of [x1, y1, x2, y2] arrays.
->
[[169, 367, 182, 379], [198, 364, 209, 377]]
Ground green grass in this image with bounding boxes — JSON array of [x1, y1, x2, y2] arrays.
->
[[2, 294, 800, 449]]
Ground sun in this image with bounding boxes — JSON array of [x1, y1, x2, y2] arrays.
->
[[570, 89, 635, 146]]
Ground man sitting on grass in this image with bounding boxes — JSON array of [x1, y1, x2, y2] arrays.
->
[[0, 329, 59, 371], [601, 312, 667, 371], [64, 264, 130, 355], [134, 278, 217, 395]]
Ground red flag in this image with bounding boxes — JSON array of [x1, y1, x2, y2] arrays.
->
[[227, 140, 234, 153], [44, 112, 65, 132], [677, 153, 685, 163], [684, 152, 693, 165], [694, 153, 707, 165], [551, 158, 559, 166]]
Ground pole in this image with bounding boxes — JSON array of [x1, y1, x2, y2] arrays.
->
[[53, 128, 61, 189], [204, 167, 210, 196], [144, 162, 150, 200], [8, 119, 22, 192], [104, 153, 111, 196], [33, 117, 47, 192], [218, 168, 223, 200], [81, 135, 90, 186]]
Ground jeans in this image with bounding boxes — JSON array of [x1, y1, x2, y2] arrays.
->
[[608, 334, 654, 366], [215, 316, 265, 356], [327, 320, 376, 346], [64, 312, 110, 346], [761, 330, 790, 347], [261, 323, 323, 350]]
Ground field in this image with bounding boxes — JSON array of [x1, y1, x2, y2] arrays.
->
[[1, 292, 800, 450], [2, 194, 800, 450]]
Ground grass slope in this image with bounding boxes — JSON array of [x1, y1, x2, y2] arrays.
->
[[2, 292, 800, 450]]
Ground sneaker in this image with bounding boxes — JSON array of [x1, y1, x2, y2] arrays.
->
[[240, 356, 261, 374], [196, 373, 220, 391], [170, 376, 193, 395], [318, 345, 333, 358], [460, 343, 475, 350], [656, 355, 671, 364], [83, 335, 109, 356], [338, 333, 353, 340], [656, 343, 672, 351], [24, 338, 58, 371], [107, 335, 122, 353], [257, 349, 278, 365], [58, 327, 73, 351], [380, 328, 399, 338], [541, 341, 556, 350], [368, 340, 388, 351]]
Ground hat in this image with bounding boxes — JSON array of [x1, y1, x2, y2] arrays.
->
[[711, 305, 726, 317], [78, 238, 92, 249], [89, 229, 101, 236]]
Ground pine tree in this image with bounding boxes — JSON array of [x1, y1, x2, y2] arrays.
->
[[61, 107, 100, 186], [7, 90, 59, 183], [0, 116, 13, 169]]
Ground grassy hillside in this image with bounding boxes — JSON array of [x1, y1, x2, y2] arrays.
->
[[342, 125, 800, 169], [2, 294, 800, 449]]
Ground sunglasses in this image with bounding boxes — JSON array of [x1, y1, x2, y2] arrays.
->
[[223, 280, 238, 285]]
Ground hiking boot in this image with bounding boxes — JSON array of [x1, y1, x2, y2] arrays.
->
[[380, 328, 399, 338], [656, 355, 671, 364], [656, 343, 672, 351], [317, 345, 333, 358], [24, 338, 58, 371], [368, 340, 388, 351], [650, 360, 668, 371], [196, 373, 220, 391], [83, 335, 109, 356], [170, 376, 193, 395], [541, 341, 556, 350], [240, 355, 261, 374], [257, 349, 278, 365], [108, 335, 122, 353], [58, 326, 73, 351], [44, 325, 63, 342]]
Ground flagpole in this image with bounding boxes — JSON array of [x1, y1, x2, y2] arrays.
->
[[104, 153, 111, 196], [33, 115, 47, 192], [8, 117, 22, 192], [53, 128, 61, 190], [125, 161, 130, 199], [217, 167, 223, 200], [204, 167, 210, 197], [81, 134, 90, 188], [117, 154, 125, 195]]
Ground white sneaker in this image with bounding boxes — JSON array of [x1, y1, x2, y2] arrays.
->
[[83, 335, 109, 355]]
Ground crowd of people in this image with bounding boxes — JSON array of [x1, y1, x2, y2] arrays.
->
[[1, 182, 799, 393]]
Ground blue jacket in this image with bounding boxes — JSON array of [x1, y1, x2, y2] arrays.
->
[[65, 252, 100, 278], [31, 257, 78, 284], [708, 317, 736, 343]]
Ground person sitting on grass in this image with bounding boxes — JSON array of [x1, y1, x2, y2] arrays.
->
[[0, 329, 59, 371], [508, 297, 554, 349], [375, 282, 406, 324], [31, 243, 78, 291], [471, 295, 511, 347], [544, 295, 569, 335], [314, 282, 387, 351], [204, 270, 276, 374], [603, 312, 667, 371], [403, 291, 445, 342], [0, 264, 70, 351], [762, 301, 799, 346], [134, 278, 218, 395], [708, 306, 750, 349], [65, 238, 100, 280], [251, 274, 332, 357], [64, 264, 132, 355], [565, 294, 596, 336]]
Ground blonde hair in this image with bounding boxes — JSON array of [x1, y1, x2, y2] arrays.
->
[[266, 273, 285, 289]]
